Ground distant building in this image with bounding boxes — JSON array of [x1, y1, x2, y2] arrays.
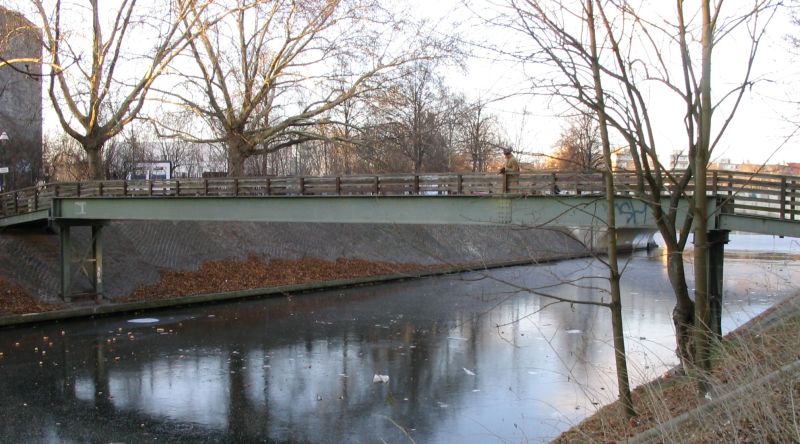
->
[[711, 158, 735, 171], [670, 150, 690, 170], [0, 6, 42, 189], [611, 148, 636, 171]]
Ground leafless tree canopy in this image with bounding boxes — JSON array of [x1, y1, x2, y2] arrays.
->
[[32, 0, 210, 179], [154, 0, 448, 176], [552, 111, 602, 171], [496, 0, 779, 388]]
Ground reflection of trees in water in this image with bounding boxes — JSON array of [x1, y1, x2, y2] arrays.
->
[[9, 252, 790, 442], [0, 284, 490, 442]]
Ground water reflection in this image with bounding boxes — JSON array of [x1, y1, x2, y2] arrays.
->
[[1, 235, 798, 443]]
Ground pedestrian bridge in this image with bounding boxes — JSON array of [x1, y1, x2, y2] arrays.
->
[[0, 170, 797, 299]]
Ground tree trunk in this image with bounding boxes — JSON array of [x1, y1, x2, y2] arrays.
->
[[586, 0, 634, 418], [693, 0, 714, 396], [227, 139, 246, 177], [667, 247, 695, 373], [86, 144, 104, 180]]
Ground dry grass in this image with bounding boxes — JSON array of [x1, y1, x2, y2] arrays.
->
[[555, 295, 800, 443]]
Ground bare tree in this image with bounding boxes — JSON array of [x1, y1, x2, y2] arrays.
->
[[150, 112, 196, 177], [32, 0, 209, 179], [42, 131, 86, 181], [552, 111, 602, 172], [462, 99, 504, 172], [158, 0, 440, 177], [574, 0, 635, 417], [501, 0, 777, 395], [363, 61, 456, 172]]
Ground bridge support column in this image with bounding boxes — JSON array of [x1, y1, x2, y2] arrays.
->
[[58, 224, 71, 301], [58, 222, 105, 302], [708, 229, 730, 339]]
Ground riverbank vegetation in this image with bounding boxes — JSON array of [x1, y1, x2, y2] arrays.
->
[[555, 293, 800, 443]]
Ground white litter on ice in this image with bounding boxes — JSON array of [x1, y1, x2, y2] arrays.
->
[[373, 374, 390, 384], [127, 318, 159, 324]]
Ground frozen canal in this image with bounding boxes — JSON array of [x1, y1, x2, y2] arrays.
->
[[1, 234, 798, 443]]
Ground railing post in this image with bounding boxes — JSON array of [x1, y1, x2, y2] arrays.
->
[[712, 171, 718, 196], [204, 179, 209, 196], [55, 184, 60, 197], [175, 180, 180, 196], [780, 177, 787, 219], [413, 175, 420, 195], [457, 174, 463, 195], [148, 181, 153, 196], [34, 188, 38, 211], [299, 177, 305, 195], [98, 182, 103, 197], [234, 178, 240, 196], [373, 176, 379, 195], [122, 181, 127, 196], [13, 191, 18, 214], [791, 180, 796, 221], [335, 176, 341, 195], [727, 173, 733, 197], [266, 177, 272, 196], [502, 173, 509, 194], [76, 182, 81, 197]]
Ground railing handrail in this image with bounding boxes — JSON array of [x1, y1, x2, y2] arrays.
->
[[0, 169, 797, 223]]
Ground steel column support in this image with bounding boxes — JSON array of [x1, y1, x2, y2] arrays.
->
[[57, 222, 105, 301], [708, 229, 730, 339], [59, 224, 71, 301], [91, 224, 104, 298]]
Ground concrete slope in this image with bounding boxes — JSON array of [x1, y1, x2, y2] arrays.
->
[[0, 221, 587, 301]]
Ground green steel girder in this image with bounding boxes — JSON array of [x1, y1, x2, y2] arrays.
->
[[718, 214, 800, 238], [35, 193, 797, 306], [0, 209, 49, 228], [49, 195, 690, 230]]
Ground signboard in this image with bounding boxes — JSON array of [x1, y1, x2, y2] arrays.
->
[[0, 167, 8, 174], [127, 161, 172, 180]]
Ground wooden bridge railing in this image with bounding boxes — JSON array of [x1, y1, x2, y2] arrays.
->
[[0, 170, 797, 223]]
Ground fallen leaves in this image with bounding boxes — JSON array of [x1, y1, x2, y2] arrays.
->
[[123, 256, 432, 302], [0, 279, 64, 316]]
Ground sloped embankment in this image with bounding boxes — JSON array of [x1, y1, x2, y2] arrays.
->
[[0, 221, 587, 302]]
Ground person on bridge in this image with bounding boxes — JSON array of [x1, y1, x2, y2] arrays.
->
[[499, 148, 520, 193]]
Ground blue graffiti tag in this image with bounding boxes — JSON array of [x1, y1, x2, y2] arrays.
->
[[615, 201, 648, 224]]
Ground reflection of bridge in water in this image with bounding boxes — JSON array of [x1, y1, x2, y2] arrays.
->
[[0, 170, 797, 299]]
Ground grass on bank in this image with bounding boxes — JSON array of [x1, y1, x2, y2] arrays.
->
[[555, 295, 800, 443]]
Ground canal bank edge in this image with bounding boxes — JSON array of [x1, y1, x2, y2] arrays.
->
[[0, 253, 588, 327], [554, 291, 800, 443]]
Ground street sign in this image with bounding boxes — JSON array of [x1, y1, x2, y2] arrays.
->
[[0, 167, 8, 173]]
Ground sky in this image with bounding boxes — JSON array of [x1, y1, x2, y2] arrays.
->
[[14, 0, 800, 167], [411, 0, 800, 166]]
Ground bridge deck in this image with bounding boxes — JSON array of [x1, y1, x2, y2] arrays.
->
[[0, 170, 797, 237], [1, 170, 797, 301]]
